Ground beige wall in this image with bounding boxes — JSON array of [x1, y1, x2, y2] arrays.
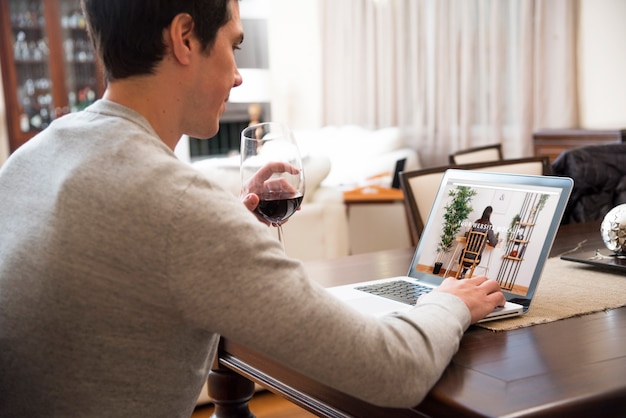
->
[[0, 60, 9, 164], [578, 0, 626, 129]]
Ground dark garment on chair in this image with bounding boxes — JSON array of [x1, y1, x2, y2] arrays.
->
[[551, 143, 626, 224]]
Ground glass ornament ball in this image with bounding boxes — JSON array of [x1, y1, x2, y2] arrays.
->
[[600, 204, 626, 256]]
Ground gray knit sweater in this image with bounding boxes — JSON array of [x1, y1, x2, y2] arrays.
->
[[0, 100, 470, 417]]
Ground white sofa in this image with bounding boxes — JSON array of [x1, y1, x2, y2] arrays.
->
[[293, 125, 420, 190], [175, 125, 420, 263]]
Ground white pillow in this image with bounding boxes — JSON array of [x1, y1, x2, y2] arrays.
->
[[301, 155, 331, 203], [294, 125, 405, 187]]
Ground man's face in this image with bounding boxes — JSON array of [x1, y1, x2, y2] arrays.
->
[[185, 0, 244, 139]]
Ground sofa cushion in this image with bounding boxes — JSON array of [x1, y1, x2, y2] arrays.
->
[[300, 155, 331, 203], [293, 125, 414, 188]]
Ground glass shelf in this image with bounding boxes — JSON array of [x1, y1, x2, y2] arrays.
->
[[9, 0, 52, 132]]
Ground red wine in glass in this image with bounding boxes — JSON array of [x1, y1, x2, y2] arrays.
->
[[255, 195, 304, 224]]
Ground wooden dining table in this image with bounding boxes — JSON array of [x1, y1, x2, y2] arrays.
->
[[208, 221, 626, 417]]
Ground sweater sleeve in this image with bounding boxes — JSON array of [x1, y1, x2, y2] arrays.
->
[[309, 290, 471, 407], [167, 173, 471, 408]]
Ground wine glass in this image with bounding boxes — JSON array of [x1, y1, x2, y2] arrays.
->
[[240, 122, 305, 250]]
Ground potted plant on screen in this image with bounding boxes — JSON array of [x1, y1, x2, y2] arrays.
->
[[433, 186, 477, 275]]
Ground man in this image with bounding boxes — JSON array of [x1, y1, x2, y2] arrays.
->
[[0, 1, 506, 416]]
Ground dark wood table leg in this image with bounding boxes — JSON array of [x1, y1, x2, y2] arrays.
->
[[208, 362, 256, 418]]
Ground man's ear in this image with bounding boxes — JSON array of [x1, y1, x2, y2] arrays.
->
[[167, 13, 196, 65]]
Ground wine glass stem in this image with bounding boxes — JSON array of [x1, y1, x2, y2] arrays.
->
[[276, 224, 286, 252]]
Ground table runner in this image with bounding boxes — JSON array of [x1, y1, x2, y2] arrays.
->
[[478, 256, 626, 331]]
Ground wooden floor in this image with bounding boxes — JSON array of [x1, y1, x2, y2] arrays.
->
[[191, 390, 317, 418]]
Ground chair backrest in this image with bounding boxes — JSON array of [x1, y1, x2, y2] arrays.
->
[[458, 155, 550, 176], [449, 144, 503, 165], [400, 167, 448, 246], [455, 229, 488, 278], [462, 230, 488, 259], [400, 155, 551, 245]]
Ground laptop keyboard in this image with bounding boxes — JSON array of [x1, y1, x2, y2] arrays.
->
[[355, 280, 433, 306]]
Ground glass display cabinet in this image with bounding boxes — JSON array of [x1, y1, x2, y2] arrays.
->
[[0, 0, 104, 152]]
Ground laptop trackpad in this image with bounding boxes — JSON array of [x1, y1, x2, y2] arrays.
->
[[479, 301, 524, 322]]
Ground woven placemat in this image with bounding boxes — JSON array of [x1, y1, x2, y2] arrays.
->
[[478, 256, 626, 331]]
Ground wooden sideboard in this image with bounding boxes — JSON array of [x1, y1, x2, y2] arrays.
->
[[533, 128, 626, 163]]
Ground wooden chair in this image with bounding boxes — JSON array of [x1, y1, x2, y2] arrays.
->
[[399, 167, 447, 246], [455, 230, 488, 279], [399, 156, 551, 245], [449, 144, 503, 165]]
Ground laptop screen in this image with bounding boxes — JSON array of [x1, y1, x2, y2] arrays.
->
[[408, 169, 572, 307]]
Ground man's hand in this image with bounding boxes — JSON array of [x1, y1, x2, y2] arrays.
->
[[432, 276, 507, 324], [240, 161, 302, 225], [242, 161, 301, 196], [241, 193, 260, 212]]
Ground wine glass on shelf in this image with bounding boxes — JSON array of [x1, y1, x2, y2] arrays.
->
[[240, 122, 305, 250]]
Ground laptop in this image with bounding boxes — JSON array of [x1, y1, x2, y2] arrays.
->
[[328, 169, 573, 322]]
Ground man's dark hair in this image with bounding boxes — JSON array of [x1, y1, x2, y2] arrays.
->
[[81, 0, 232, 82]]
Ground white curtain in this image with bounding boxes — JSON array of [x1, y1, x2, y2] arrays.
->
[[320, 0, 579, 167]]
